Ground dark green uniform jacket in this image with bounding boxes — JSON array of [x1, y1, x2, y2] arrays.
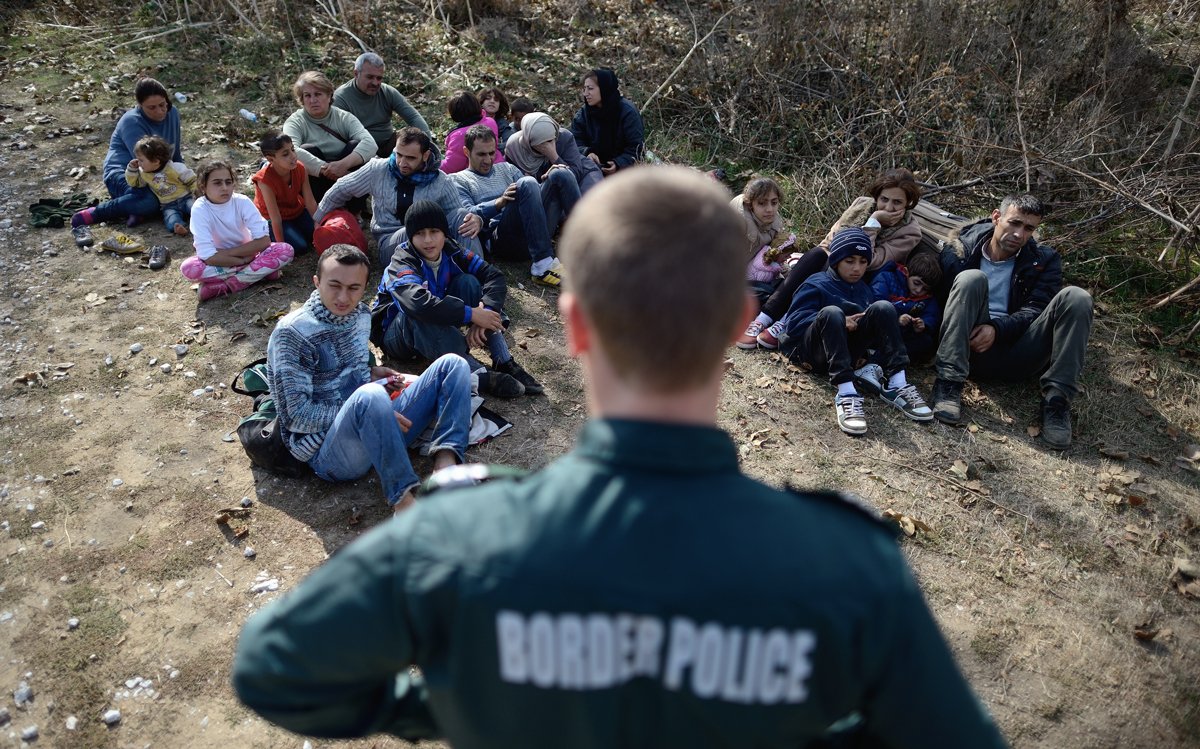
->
[[233, 419, 1007, 748]]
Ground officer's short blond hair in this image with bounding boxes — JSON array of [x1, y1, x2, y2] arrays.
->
[[559, 166, 744, 391]]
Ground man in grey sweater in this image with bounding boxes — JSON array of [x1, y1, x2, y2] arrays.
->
[[316, 127, 481, 267], [452, 125, 567, 287], [334, 52, 432, 158]]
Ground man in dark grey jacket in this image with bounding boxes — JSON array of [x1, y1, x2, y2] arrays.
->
[[931, 194, 1093, 448]]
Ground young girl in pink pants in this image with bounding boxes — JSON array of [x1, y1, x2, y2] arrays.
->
[[182, 161, 294, 301]]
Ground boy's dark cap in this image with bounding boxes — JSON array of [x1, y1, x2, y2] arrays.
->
[[827, 227, 873, 268], [404, 200, 450, 239]]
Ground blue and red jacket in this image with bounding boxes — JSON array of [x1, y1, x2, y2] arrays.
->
[[373, 238, 506, 334], [871, 262, 940, 333]]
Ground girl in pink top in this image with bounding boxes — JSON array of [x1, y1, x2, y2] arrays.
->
[[439, 90, 505, 173]]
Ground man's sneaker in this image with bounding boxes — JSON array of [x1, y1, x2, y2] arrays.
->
[[482, 369, 525, 398], [852, 363, 885, 395], [737, 320, 766, 349], [880, 383, 934, 421], [532, 266, 563, 288], [834, 393, 868, 436], [147, 245, 169, 270], [1040, 395, 1073, 449], [101, 233, 145, 255], [494, 358, 544, 395], [930, 378, 964, 425], [756, 320, 785, 350], [71, 225, 94, 248]]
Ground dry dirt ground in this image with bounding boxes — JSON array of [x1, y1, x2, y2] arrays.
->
[[1, 45, 1199, 749]]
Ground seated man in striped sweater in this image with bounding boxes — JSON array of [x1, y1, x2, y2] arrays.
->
[[267, 244, 472, 513], [451, 125, 567, 288]]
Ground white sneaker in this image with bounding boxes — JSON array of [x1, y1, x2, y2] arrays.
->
[[834, 394, 868, 435], [853, 363, 885, 395], [880, 383, 934, 421]]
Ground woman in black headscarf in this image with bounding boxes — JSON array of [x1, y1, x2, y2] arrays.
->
[[569, 67, 645, 177]]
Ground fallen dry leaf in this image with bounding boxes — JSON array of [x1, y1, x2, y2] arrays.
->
[[754, 375, 773, 389], [949, 459, 970, 481], [1133, 624, 1159, 641], [1099, 446, 1129, 460], [523, 327, 541, 338], [882, 508, 931, 537], [967, 423, 979, 434], [1182, 444, 1200, 462], [1027, 425, 1041, 438]]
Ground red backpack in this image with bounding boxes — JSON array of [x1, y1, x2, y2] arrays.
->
[[313, 209, 368, 256]]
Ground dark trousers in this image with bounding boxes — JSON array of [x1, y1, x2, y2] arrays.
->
[[761, 248, 827, 319], [302, 144, 366, 212], [788, 301, 909, 386], [380, 274, 487, 372]]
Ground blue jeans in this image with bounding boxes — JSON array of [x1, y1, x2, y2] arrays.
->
[[93, 170, 160, 223], [489, 176, 553, 263], [161, 195, 193, 233], [540, 167, 580, 239], [308, 354, 471, 505], [270, 211, 315, 255]]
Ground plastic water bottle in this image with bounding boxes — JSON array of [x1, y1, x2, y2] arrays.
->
[[173, 92, 187, 104], [238, 108, 258, 123]]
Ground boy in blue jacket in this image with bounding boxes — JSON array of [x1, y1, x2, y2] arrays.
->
[[373, 201, 543, 398], [778, 228, 933, 435], [870, 250, 942, 359]]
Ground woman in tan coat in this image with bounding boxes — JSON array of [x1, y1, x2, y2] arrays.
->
[[737, 168, 923, 349]]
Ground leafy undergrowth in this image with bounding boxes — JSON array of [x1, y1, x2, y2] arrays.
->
[[0, 7, 1198, 749]]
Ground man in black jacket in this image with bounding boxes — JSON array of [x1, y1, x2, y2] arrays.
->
[[931, 194, 1093, 448]]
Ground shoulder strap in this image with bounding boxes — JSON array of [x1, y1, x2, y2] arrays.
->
[[231, 357, 269, 396], [316, 122, 351, 145]]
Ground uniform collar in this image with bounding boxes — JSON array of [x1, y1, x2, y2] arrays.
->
[[574, 419, 739, 474]]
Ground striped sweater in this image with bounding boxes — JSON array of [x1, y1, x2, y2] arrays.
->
[[267, 290, 372, 462]]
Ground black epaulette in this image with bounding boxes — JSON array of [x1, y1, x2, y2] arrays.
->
[[420, 463, 529, 497], [784, 484, 900, 537]]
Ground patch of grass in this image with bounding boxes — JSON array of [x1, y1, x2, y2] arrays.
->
[[12, 582, 128, 748]]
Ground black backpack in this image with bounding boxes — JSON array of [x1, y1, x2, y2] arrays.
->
[[232, 358, 311, 478]]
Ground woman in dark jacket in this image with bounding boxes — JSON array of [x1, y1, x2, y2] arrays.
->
[[569, 68, 644, 177]]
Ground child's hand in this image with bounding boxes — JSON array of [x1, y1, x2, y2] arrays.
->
[[128, 159, 141, 171], [911, 318, 926, 333], [601, 161, 618, 176], [898, 313, 913, 327], [845, 313, 864, 332]]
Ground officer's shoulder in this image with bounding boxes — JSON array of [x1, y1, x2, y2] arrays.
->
[[782, 484, 899, 537]]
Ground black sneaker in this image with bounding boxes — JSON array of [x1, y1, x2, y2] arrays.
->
[[147, 245, 170, 271], [482, 369, 525, 398], [1040, 395, 1072, 449], [494, 358, 544, 395], [931, 378, 963, 425], [72, 224, 94, 248]]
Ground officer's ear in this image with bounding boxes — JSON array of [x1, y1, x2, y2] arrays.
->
[[559, 292, 590, 358]]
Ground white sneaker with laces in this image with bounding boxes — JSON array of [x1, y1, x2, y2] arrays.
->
[[880, 383, 934, 421], [834, 393, 868, 435]]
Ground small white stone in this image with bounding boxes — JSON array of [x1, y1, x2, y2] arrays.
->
[[67, 618, 79, 630], [191, 389, 206, 397], [112, 478, 123, 487], [243, 547, 256, 559], [31, 521, 46, 530], [0, 612, 13, 622], [129, 343, 143, 354], [104, 355, 114, 366], [240, 496, 252, 508], [169, 669, 180, 679], [160, 363, 172, 374], [102, 708, 121, 725], [65, 715, 78, 730], [173, 344, 189, 358], [20, 725, 38, 740]]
